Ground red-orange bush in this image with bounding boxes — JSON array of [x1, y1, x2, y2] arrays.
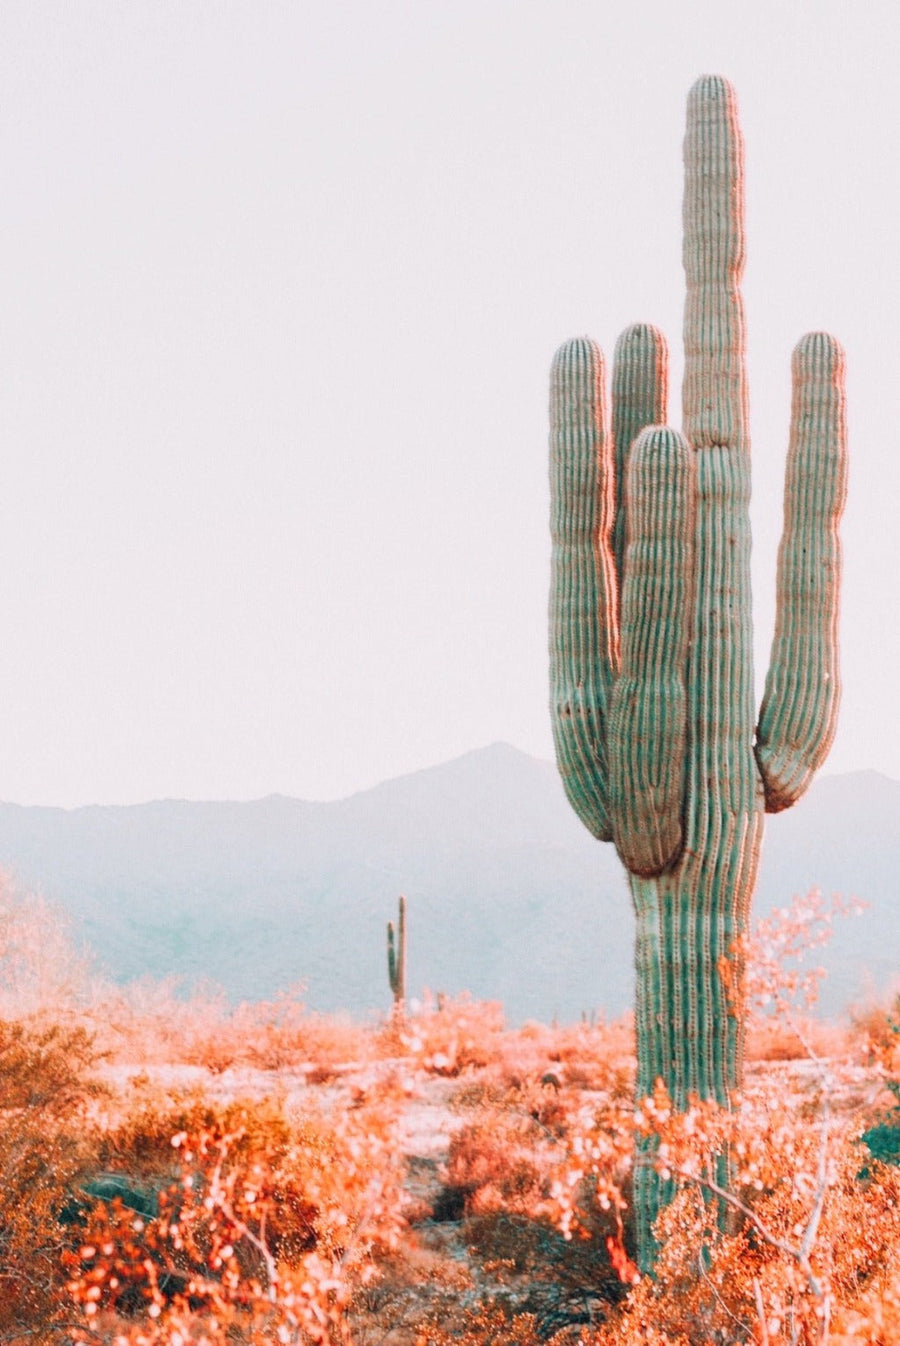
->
[[0, 1014, 103, 1340], [0, 883, 895, 1345], [65, 1085, 409, 1344], [388, 994, 506, 1076]]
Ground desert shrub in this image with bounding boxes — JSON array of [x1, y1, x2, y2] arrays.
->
[[93, 1089, 297, 1184], [851, 993, 900, 1070], [450, 1067, 578, 1139], [0, 1014, 104, 1340], [856, 998, 900, 1174], [0, 871, 94, 1017], [535, 1057, 900, 1344], [64, 1082, 409, 1343], [469, 1017, 636, 1101], [438, 1077, 636, 1336], [84, 976, 209, 1066], [745, 1014, 851, 1063], [444, 1109, 549, 1217], [0, 881, 896, 1343], [93, 977, 375, 1077], [286, 1008, 375, 1076], [387, 994, 507, 1076], [569, 1147, 900, 1345], [174, 991, 372, 1075], [415, 1304, 547, 1345], [0, 879, 108, 1337], [740, 889, 863, 1027], [519, 894, 896, 1342], [0, 1014, 100, 1110]]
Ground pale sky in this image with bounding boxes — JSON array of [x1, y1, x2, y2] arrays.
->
[[0, 0, 896, 807]]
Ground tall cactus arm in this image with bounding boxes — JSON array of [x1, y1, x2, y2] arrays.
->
[[681, 75, 758, 821], [608, 427, 695, 876], [682, 76, 747, 454], [755, 333, 848, 812], [611, 324, 670, 583], [549, 337, 619, 840]]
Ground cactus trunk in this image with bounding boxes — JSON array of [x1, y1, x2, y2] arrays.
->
[[629, 813, 763, 1251], [548, 76, 847, 1269]]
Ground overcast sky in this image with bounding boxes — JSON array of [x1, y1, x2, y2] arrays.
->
[[0, 1, 896, 806]]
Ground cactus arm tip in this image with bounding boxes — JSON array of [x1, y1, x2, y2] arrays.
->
[[688, 73, 738, 104]]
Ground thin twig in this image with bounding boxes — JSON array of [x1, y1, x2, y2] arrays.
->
[[694, 1247, 753, 1340], [753, 1277, 770, 1346], [643, 1158, 827, 1299]]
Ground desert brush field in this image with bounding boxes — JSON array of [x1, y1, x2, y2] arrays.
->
[[0, 881, 898, 1346]]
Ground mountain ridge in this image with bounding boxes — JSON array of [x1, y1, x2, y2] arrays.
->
[[0, 743, 895, 1024]]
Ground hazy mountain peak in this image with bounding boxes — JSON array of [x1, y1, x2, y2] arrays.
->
[[0, 750, 895, 1024]]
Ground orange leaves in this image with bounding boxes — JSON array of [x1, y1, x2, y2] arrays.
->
[[0, 892, 898, 1344], [64, 1089, 409, 1345], [741, 888, 864, 1024], [391, 994, 506, 1077], [605, 1233, 640, 1286]]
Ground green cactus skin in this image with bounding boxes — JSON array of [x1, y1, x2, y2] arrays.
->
[[549, 338, 618, 843], [608, 426, 695, 877], [548, 76, 847, 1266], [756, 333, 848, 811], [387, 894, 407, 1008], [611, 325, 669, 584]]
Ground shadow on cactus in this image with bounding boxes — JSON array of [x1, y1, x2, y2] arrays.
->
[[548, 75, 848, 1268]]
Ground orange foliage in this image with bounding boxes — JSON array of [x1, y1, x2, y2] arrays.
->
[[387, 993, 507, 1076], [0, 882, 896, 1344], [64, 1086, 408, 1345]]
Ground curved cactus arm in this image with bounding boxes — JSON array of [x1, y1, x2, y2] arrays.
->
[[608, 427, 695, 876], [682, 75, 747, 454], [611, 323, 670, 583], [549, 337, 619, 840], [755, 333, 848, 812]]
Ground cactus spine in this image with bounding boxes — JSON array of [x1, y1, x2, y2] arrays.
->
[[387, 894, 407, 1009], [549, 76, 847, 1265]]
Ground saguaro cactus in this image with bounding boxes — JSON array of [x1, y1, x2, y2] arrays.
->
[[387, 894, 407, 1009], [549, 76, 847, 1264]]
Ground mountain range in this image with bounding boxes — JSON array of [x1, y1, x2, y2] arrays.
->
[[0, 743, 896, 1024]]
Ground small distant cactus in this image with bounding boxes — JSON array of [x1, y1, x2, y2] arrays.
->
[[549, 76, 847, 1266], [387, 895, 407, 1009]]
